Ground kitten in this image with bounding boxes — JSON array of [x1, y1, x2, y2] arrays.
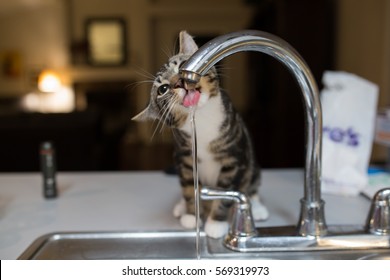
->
[[133, 31, 268, 238]]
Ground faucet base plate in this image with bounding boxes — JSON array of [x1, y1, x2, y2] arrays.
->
[[223, 225, 390, 253]]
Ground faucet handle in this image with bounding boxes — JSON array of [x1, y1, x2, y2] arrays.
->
[[200, 187, 256, 238], [366, 188, 390, 235]]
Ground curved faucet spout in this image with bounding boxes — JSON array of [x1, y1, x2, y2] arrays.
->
[[180, 30, 327, 237]]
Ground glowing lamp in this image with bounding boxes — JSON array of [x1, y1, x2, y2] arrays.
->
[[38, 70, 62, 92]]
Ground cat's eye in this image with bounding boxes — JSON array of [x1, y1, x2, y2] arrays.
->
[[157, 84, 170, 96]]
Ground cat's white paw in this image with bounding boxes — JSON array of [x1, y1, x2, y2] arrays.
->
[[180, 214, 197, 229], [250, 194, 269, 221], [204, 217, 229, 239], [173, 198, 186, 218]]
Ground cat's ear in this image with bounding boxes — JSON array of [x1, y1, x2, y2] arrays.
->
[[179, 31, 198, 56], [132, 105, 156, 122]]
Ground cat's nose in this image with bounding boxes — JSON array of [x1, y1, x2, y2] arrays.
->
[[174, 78, 184, 89], [184, 80, 197, 90]]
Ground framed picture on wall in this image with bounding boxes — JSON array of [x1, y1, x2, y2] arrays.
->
[[85, 18, 127, 66]]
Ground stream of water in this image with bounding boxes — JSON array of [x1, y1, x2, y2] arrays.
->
[[190, 107, 201, 260]]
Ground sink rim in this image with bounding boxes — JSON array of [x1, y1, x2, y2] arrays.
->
[[18, 229, 390, 260], [18, 230, 202, 260]]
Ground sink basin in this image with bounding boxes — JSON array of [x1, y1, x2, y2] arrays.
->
[[18, 230, 390, 260]]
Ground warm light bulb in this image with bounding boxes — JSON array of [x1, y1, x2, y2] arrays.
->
[[38, 70, 62, 92]]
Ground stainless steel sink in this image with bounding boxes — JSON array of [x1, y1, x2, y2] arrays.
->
[[18, 230, 390, 260]]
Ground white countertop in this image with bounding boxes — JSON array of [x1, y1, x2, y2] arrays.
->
[[0, 169, 371, 259]]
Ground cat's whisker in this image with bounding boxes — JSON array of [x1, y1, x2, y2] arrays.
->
[[125, 80, 154, 92], [160, 96, 179, 133], [133, 67, 157, 81], [212, 66, 232, 80], [158, 94, 173, 101], [148, 117, 159, 142], [151, 95, 177, 139], [150, 121, 162, 141], [151, 104, 169, 140], [159, 97, 174, 119], [214, 65, 232, 72], [159, 96, 177, 133], [151, 113, 167, 140], [161, 45, 175, 60], [217, 74, 231, 82]]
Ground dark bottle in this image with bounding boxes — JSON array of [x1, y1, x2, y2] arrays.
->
[[40, 141, 58, 198]]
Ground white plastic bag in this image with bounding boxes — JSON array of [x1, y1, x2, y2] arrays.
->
[[321, 71, 379, 196]]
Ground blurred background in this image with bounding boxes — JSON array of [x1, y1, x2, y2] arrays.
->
[[0, 0, 389, 172]]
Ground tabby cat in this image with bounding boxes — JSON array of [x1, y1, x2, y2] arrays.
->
[[132, 31, 268, 238]]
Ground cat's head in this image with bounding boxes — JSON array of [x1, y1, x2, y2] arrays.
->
[[132, 31, 219, 128]]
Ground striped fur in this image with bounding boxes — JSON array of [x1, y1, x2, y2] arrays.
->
[[133, 31, 267, 238]]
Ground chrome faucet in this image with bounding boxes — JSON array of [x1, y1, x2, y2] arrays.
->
[[180, 30, 326, 237], [180, 30, 390, 252]]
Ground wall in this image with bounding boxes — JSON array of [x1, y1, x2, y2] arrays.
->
[[336, 0, 390, 162], [0, 0, 69, 96]]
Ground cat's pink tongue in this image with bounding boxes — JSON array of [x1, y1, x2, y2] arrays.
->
[[183, 89, 201, 107]]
